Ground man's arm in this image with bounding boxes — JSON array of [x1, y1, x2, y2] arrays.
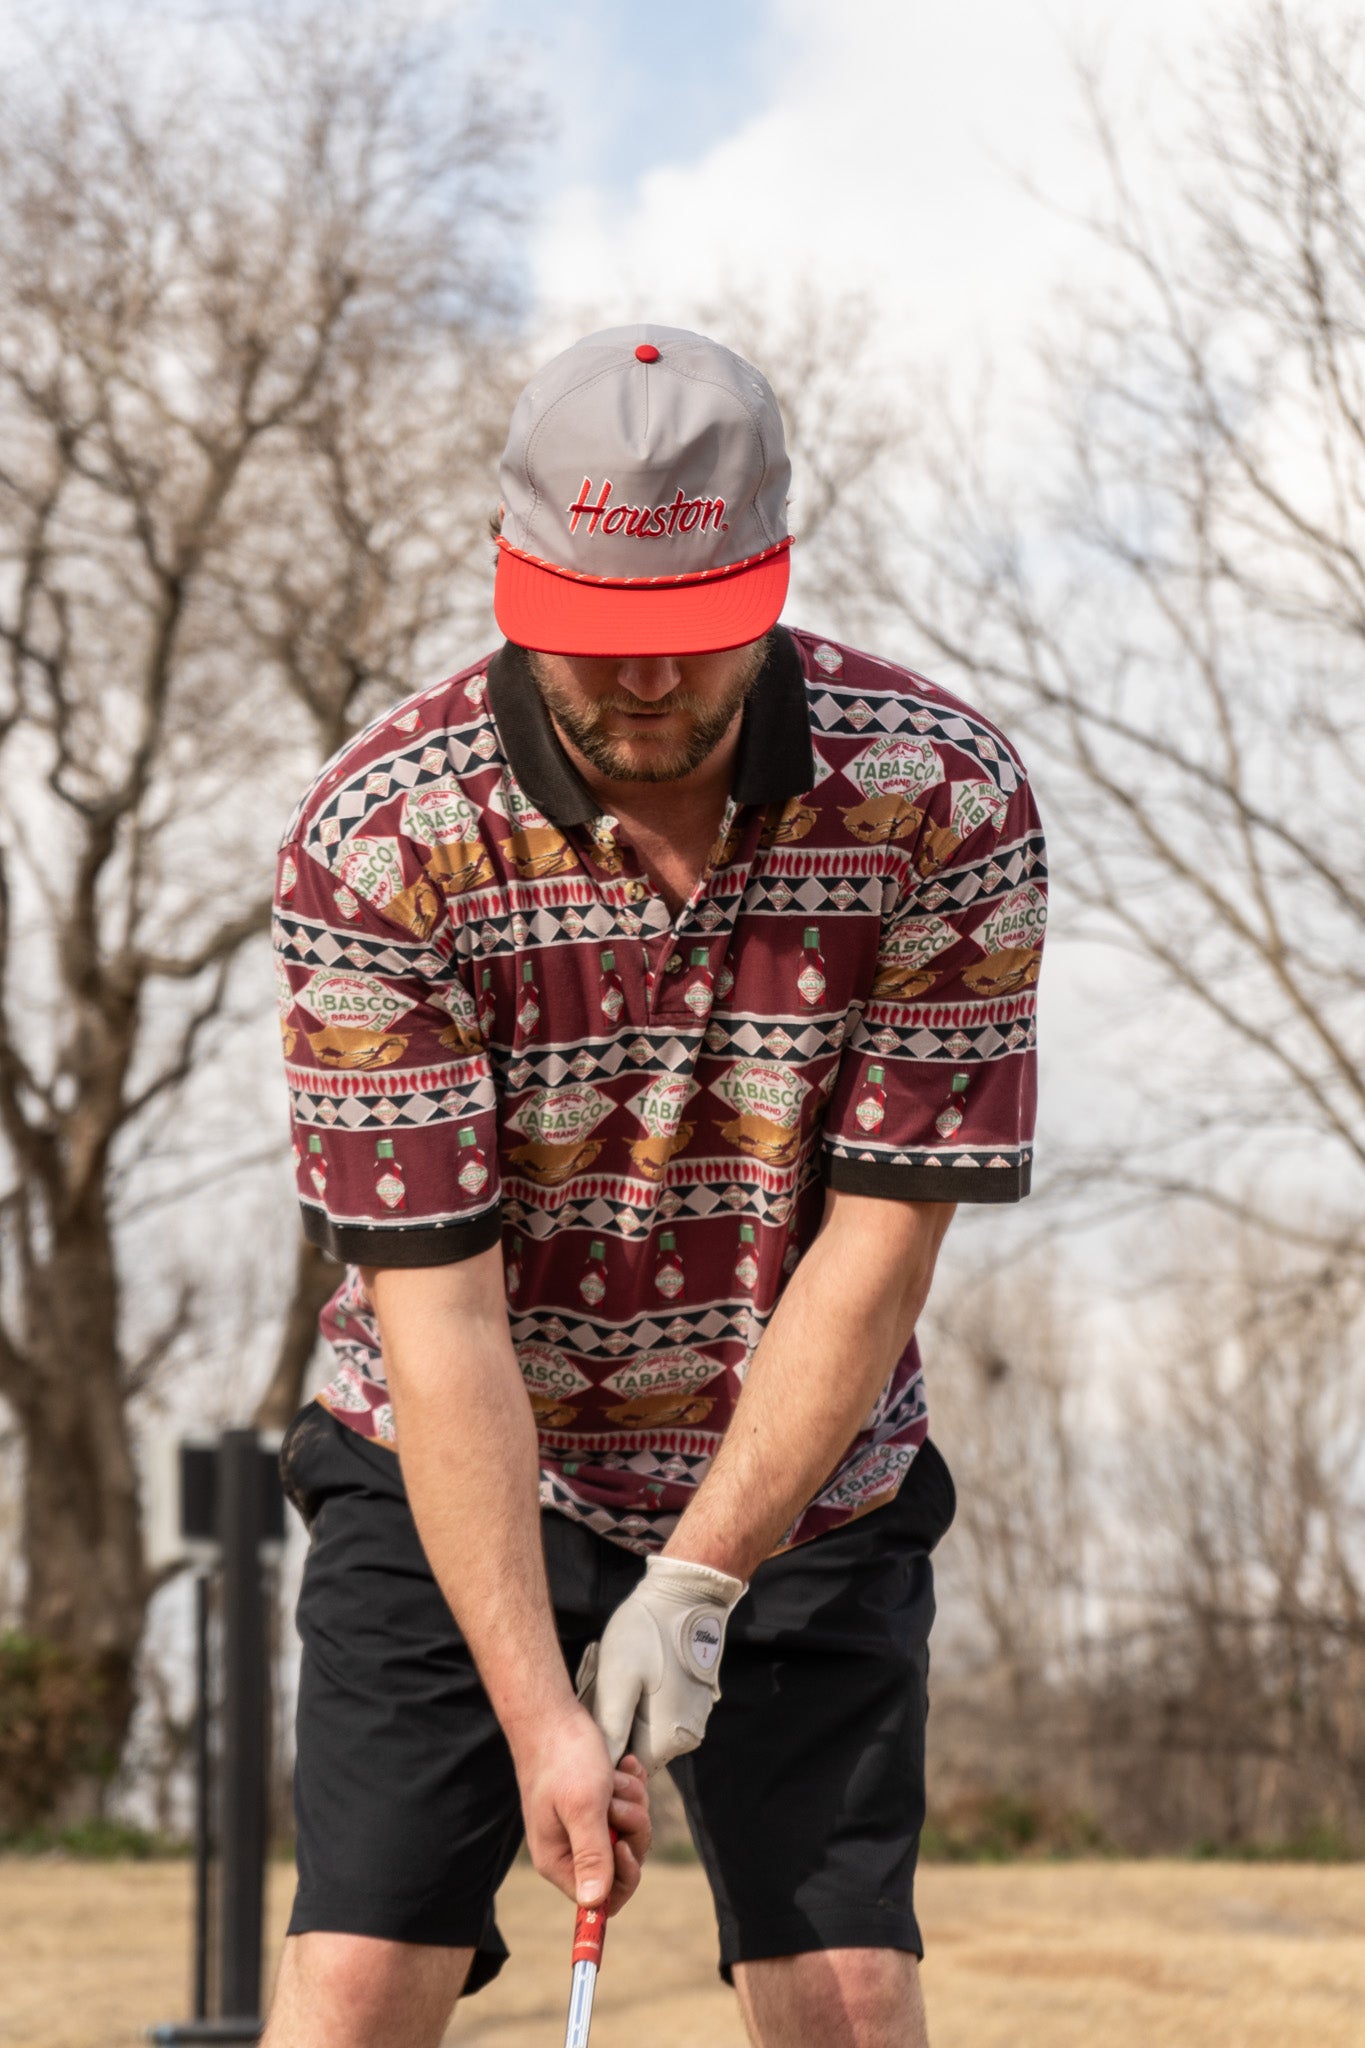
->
[[576, 1190, 956, 1773], [666, 1189, 956, 1580], [362, 1251, 649, 1911]]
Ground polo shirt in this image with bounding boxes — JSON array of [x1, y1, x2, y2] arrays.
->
[[272, 626, 1047, 1553]]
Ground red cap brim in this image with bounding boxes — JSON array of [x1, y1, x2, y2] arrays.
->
[[494, 548, 790, 657]]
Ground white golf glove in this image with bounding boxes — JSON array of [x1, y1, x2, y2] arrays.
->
[[576, 1554, 748, 1774]]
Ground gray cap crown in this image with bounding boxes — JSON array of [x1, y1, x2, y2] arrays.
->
[[499, 325, 792, 584]]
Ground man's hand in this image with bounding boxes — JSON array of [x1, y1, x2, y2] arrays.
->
[[511, 1699, 651, 1914], [577, 1555, 748, 1774]]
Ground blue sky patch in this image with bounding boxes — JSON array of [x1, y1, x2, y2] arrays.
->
[[491, 0, 775, 197]]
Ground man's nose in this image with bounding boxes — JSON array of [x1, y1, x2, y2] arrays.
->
[[616, 657, 683, 703]]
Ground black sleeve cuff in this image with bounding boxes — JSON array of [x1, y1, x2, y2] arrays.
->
[[822, 1152, 1031, 1203], [301, 1201, 504, 1267]]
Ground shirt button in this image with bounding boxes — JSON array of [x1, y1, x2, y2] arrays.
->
[[666, 953, 682, 972], [626, 881, 647, 902]]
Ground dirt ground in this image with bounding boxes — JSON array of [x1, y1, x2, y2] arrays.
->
[[3, 1855, 1364, 2047]]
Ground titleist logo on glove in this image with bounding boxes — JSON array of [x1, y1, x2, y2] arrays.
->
[[577, 1554, 748, 1775]]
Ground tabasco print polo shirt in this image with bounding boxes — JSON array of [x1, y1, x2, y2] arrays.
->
[[273, 627, 1047, 1554]]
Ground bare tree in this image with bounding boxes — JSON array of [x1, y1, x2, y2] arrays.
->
[[0, 6, 534, 1813], [1097, 1216, 1365, 1849], [913, 1258, 1108, 1843], [912, 1218, 1365, 1853], [863, 1, 1365, 1266], [924, 1266, 1091, 1708], [909, 1215, 1365, 1853]]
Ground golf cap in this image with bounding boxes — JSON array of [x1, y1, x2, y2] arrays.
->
[[493, 324, 793, 657]]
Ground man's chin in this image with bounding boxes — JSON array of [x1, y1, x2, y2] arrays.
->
[[589, 740, 701, 783]]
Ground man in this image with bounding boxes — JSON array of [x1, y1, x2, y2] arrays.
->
[[266, 325, 1046, 2048]]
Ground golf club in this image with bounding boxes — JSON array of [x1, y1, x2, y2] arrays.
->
[[561, 1828, 617, 2048]]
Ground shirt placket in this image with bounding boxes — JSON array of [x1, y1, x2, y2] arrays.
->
[[575, 797, 764, 1025]]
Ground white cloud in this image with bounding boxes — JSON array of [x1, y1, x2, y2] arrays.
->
[[531, 0, 1278, 371]]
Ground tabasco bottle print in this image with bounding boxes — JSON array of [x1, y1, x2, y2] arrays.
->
[[856, 1064, 887, 1134], [735, 1222, 759, 1292], [580, 1238, 608, 1305], [478, 966, 496, 1039], [798, 926, 826, 1007], [683, 946, 713, 1019], [457, 1125, 489, 1196], [655, 1230, 684, 1299], [600, 950, 624, 1026], [375, 1138, 405, 1210], [517, 958, 540, 1040], [936, 1071, 970, 1138], [307, 1133, 327, 1199]]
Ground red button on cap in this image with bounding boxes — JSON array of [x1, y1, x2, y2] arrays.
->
[[635, 343, 660, 362]]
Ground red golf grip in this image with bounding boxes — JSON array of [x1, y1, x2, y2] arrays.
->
[[571, 1899, 608, 1968], [570, 1828, 619, 1966]]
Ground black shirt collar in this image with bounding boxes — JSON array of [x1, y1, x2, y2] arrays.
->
[[484, 626, 815, 829]]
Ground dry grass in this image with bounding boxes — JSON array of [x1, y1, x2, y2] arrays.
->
[[1, 1855, 1363, 2047]]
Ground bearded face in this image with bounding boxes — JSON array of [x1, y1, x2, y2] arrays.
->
[[525, 637, 769, 785]]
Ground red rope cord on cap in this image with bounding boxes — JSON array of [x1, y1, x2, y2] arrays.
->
[[495, 534, 794, 590]]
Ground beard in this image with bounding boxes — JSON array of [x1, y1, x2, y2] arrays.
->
[[526, 638, 769, 783]]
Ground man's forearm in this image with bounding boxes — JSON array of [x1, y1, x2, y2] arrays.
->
[[365, 1255, 648, 1915], [368, 1263, 575, 1748], [665, 1196, 954, 1580]]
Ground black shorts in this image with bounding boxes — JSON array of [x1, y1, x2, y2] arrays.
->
[[280, 1401, 955, 1994]]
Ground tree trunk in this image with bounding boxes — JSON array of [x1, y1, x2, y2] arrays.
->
[[252, 1233, 337, 1432], [13, 1226, 145, 1817]]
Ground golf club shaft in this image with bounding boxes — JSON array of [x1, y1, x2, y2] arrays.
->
[[564, 1956, 600, 2047]]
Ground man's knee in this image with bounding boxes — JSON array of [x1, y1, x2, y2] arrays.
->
[[832, 1948, 923, 2038], [733, 1946, 926, 2048], [263, 1930, 474, 2048]]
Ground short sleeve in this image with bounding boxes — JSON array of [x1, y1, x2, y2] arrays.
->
[[821, 767, 1047, 1203], [273, 835, 502, 1265]]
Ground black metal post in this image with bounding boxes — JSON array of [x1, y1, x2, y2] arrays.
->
[[217, 1428, 269, 2027], [150, 1430, 279, 2048], [193, 1569, 212, 2022]]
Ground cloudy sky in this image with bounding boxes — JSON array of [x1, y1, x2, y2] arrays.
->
[[497, 0, 1262, 367]]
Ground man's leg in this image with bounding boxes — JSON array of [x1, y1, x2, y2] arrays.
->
[[733, 1949, 928, 2048], [669, 1446, 953, 2047], [268, 1407, 529, 2041], [262, 1934, 474, 2048]]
